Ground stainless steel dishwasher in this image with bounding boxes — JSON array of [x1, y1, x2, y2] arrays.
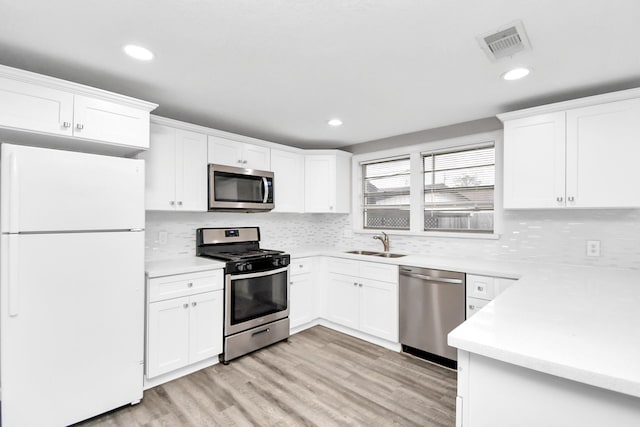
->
[[399, 266, 465, 367]]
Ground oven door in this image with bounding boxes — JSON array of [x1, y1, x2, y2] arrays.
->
[[209, 164, 274, 211], [225, 266, 289, 335]]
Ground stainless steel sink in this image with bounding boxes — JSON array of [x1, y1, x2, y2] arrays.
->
[[345, 250, 381, 256], [345, 250, 406, 258], [376, 253, 406, 258]]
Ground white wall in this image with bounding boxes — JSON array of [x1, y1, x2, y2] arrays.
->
[[146, 209, 640, 270]]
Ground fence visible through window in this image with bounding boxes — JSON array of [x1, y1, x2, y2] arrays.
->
[[362, 158, 411, 230]]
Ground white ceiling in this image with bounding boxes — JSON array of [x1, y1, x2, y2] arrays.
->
[[1, 0, 639, 149]]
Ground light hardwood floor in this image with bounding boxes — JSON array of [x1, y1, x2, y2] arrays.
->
[[78, 326, 457, 427]]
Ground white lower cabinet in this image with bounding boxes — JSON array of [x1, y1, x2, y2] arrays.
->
[[466, 274, 517, 319], [289, 258, 316, 329], [146, 269, 223, 379], [325, 259, 398, 342]]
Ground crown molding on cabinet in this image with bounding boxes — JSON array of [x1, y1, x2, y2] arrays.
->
[[0, 64, 158, 112], [497, 87, 640, 122]]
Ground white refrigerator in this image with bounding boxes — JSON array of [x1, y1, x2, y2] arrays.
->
[[0, 144, 145, 426]]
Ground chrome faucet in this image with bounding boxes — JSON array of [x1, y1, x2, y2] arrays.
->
[[373, 232, 390, 252]]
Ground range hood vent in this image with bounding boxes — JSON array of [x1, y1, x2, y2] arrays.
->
[[477, 20, 531, 61]]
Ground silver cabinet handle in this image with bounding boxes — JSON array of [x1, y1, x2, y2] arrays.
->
[[353, 282, 358, 287], [299, 264, 303, 268], [568, 196, 575, 202], [243, 160, 248, 164], [183, 303, 189, 309], [477, 286, 484, 291], [177, 201, 183, 206], [62, 121, 71, 128], [187, 282, 193, 288], [170, 201, 175, 206], [192, 302, 197, 307], [469, 304, 475, 310], [76, 123, 84, 130], [359, 283, 363, 287], [556, 196, 563, 202]]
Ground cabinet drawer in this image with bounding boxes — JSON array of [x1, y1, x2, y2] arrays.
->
[[149, 270, 223, 302], [290, 258, 313, 276], [466, 297, 490, 319], [327, 258, 359, 276], [466, 274, 495, 300], [359, 261, 398, 283]]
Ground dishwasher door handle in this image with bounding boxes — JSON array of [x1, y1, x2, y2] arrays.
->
[[400, 272, 463, 284]]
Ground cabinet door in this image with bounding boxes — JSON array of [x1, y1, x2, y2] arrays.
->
[[176, 129, 207, 211], [73, 95, 150, 148], [503, 113, 566, 208], [359, 279, 398, 342], [326, 273, 360, 329], [290, 273, 314, 329], [188, 291, 223, 363], [147, 296, 190, 378], [207, 135, 243, 166], [0, 76, 74, 136], [466, 297, 489, 319], [141, 124, 177, 210], [466, 275, 495, 300], [305, 155, 336, 212], [566, 98, 640, 208], [271, 149, 305, 212], [243, 143, 270, 170]]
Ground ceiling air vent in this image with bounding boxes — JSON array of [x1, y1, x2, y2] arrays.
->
[[477, 20, 531, 61]]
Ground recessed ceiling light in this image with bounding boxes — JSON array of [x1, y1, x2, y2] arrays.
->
[[123, 44, 154, 61], [502, 67, 531, 81], [328, 118, 343, 127]]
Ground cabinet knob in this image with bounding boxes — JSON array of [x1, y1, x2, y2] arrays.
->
[[568, 196, 575, 202], [237, 160, 243, 164], [353, 282, 358, 287], [62, 121, 71, 128], [329, 206, 334, 210], [477, 286, 484, 291], [183, 303, 189, 309], [359, 283, 363, 287], [170, 201, 175, 206], [76, 123, 84, 130], [556, 196, 563, 202], [187, 282, 193, 288], [177, 201, 183, 206], [192, 302, 197, 307], [299, 264, 303, 268], [469, 304, 475, 310], [242, 160, 247, 164]]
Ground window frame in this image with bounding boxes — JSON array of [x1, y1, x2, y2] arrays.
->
[[351, 131, 503, 239]]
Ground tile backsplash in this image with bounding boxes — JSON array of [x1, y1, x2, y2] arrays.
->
[[146, 209, 640, 269]]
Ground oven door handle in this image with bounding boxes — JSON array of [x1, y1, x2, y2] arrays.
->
[[228, 265, 289, 280]]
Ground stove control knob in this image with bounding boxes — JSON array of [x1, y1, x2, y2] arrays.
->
[[237, 263, 246, 272], [273, 258, 280, 267], [246, 264, 253, 271]]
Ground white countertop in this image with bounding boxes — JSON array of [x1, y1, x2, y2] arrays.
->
[[145, 257, 225, 278], [149, 248, 640, 398]]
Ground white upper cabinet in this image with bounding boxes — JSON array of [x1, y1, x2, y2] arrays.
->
[[0, 65, 156, 152], [566, 99, 640, 208], [500, 90, 640, 209], [141, 121, 207, 211], [503, 113, 566, 209], [270, 149, 305, 212], [207, 135, 270, 170], [304, 151, 351, 213]]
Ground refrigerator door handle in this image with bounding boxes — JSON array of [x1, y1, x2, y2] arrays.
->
[[8, 151, 20, 233], [8, 235, 19, 316]]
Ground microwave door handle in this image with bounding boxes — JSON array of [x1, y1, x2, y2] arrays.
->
[[262, 177, 269, 203]]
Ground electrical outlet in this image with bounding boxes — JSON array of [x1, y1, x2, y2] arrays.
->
[[586, 240, 601, 257], [158, 231, 168, 245]]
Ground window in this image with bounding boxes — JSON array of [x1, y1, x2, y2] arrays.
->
[[362, 157, 410, 229], [423, 145, 495, 232]]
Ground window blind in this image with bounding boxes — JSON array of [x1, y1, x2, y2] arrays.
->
[[362, 157, 410, 229]]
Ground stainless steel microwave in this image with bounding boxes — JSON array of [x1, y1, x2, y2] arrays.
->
[[208, 164, 274, 212]]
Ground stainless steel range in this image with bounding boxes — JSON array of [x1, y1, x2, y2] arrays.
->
[[196, 227, 290, 363]]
